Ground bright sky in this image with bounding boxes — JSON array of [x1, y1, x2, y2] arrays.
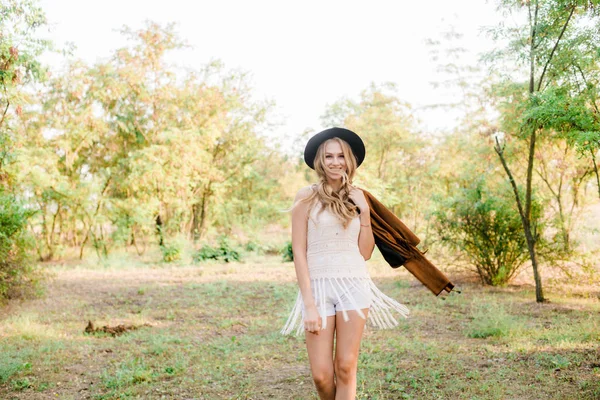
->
[[39, 0, 502, 150]]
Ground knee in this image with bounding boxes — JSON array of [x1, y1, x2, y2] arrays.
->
[[334, 357, 357, 383], [312, 368, 333, 389]]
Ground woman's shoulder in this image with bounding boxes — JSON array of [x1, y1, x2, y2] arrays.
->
[[295, 185, 316, 201]]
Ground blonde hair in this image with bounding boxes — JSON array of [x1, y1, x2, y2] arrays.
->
[[300, 138, 359, 229]]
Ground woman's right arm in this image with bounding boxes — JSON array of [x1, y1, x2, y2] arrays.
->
[[291, 187, 321, 334]]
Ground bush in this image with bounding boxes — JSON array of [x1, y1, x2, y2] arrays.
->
[[433, 178, 537, 286], [244, 240, 263, 254], [160, 244, 181, 262], [281, 241, 293, 262], [0, 191, 42, 302], [193, 235, 241, 263]]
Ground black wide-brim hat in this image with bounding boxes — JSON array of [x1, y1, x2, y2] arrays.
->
[[304, 127, 366, 170]]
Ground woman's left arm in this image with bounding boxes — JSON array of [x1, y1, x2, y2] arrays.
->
[[350, 188, 375, 260]]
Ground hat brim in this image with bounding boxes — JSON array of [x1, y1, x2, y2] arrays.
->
[[304, 127, 365, 170]]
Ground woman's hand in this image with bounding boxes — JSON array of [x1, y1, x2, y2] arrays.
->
[[349, 187, 369, 214], [304, 305, 322, 335]]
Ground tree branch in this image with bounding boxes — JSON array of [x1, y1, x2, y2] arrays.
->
[[537, 5, 576, 92], [591, 148, 600, 199], [0, 79, 10, 129], [575, 63, 600, 115], [529, 1, 539, 94], [494, 137, 528, 228]]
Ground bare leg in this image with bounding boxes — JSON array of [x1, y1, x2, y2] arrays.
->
[[306, 315, 336, 400], [334, 309, 368, 400]]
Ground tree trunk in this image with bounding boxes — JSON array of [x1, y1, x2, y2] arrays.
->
[[592, 148, 600, 199], [198, 190, 209, 239], [190, 202, 202, 242], [79, 176, 112, 259], [49, 204, 61, 254], [524, 226, 544, 302], [155, 214, 164, 247], [131, 229, 145, 256], [79, 224, 89, 260], [40, 203, 54, 261], [495, 136, 545, 302], [377, 149, 386, 180], [524, 128, 545, 303], [555, 186, 570, 253], [190, 182, 212, 242], [520, 1, 545, 303]]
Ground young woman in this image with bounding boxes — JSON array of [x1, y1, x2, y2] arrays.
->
[[281, 127, 409, 400]]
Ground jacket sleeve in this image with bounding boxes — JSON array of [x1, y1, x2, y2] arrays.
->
[[362, 188, 454, 296]]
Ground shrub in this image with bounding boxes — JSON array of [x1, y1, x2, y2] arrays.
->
[[244, 240, 263, 254], [160, 244, 181, 262], [281, 241, 293, 262], [0, 191, 42, 302], [433, 178, 538, 286], [193, 235, 241, 263]]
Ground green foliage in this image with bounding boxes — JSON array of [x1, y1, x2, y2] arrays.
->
[[0, 0, 49, 87], [281, 241, 293, 262], [11, 377, 31, 391], [516, 87, 599, 142], [433, 177, 534, 286], [160, 244, 181, 263], [244, 240, 261, 253], [0, 190, 41, 301], [193, 235, 241, 263], [244, 240, 282, 256], [1, 0, 49, 177], [9, 21, 282, 259]]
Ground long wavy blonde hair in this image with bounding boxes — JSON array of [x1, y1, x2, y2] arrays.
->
[[300, 137, 360, 229]]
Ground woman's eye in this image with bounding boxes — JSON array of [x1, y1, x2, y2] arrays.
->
[[325, 155, 332, 159], [339, 155, 344, 158]]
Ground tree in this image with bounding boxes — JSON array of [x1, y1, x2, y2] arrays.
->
[[15, 21, 279, 259], [0, 0, 49, 298], [488, 0, 600, 302]]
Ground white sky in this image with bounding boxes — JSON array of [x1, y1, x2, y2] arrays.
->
[[39, 0, 503, 150]]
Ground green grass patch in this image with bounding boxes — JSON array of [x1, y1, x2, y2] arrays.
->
[[466, 300, 522, 339]]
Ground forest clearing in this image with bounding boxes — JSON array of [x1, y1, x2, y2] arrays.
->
[[2, 1, 600, 398]]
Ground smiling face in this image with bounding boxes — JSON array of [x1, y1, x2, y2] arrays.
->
[[313, 138, 357, 187], [324, 140, 347, 180]]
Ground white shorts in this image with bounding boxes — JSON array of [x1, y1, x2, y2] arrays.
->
[[302, 278, 372, 318]]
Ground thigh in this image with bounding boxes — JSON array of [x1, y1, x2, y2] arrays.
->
[[334, 309, 369, 364], [305, 315, 336, 374], [338, 279, 372, 312]]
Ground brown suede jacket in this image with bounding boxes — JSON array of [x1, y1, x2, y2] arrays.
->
[[361, 188, 454, 296]]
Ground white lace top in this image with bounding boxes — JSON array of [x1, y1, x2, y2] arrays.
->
[[281, 201, 410, 335], [306, 203, 369, 280]]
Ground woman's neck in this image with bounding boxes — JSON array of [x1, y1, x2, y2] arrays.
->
[[326, 179, 343, 192]]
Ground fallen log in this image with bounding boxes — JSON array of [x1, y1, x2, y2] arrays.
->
[[84, 320, 151, 337]]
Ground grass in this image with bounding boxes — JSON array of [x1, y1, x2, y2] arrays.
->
[[0, 253, 599, 399]]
